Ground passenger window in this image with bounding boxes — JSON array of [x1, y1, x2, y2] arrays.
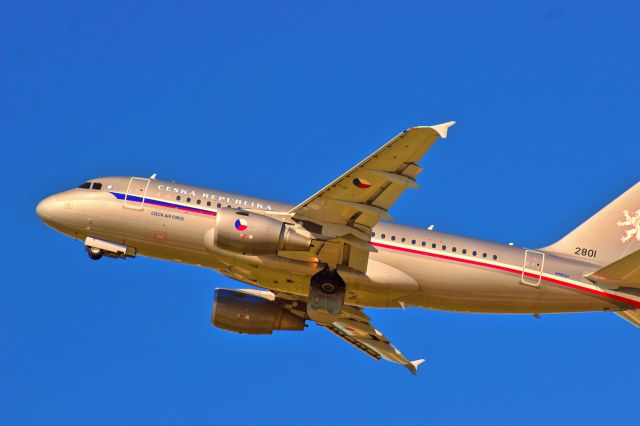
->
[[78, 182, 91, 189], [371, 232, 376, 237], [432, 243, 436, 249], [207, 201, 211, 207], [411, 239, 416, 245], [91, 182, 102, 190], [442, 245, 446, 250], [401, 237, 406, 243], [483, 253, 488, 258], [452, 247, 457, 253], [391, 236, 396, 241], [187, 198, 192, 203], [381, 234, 386, 239], [196, 199, 201, 205], [493, 255, 498, 260], [421, 241, 426, 247], [217, 203, 221, 208], [462, 249, 467, 254], [177, 196, 181, 201], [472, 251, 477, 256]]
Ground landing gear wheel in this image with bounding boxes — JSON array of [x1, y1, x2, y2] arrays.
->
[[87, 246, 103, 260], [307, 269, 346, 324], [320, 282, 337, 294]]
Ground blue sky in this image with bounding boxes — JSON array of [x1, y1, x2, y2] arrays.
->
[[2, 1, 640, 425]]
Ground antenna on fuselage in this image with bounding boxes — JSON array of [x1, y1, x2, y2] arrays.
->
[[150, 173, 157, 180], [427, 225, 435, 231]]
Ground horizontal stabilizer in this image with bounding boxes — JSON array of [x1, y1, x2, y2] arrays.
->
[[586, 249, 640, 289], [616, 310, 640, 328]]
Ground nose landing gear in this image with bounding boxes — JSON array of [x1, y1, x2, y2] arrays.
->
[[84, 237, 136, 261], [307, 269, 346, 325], [87, 246, 103, 260]]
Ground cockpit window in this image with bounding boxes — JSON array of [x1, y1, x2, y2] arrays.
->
[[78, 182, 91, 189], [92, 182, 102, 190]]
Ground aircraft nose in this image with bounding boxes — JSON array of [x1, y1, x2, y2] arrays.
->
[[36, 196, 56, 221]]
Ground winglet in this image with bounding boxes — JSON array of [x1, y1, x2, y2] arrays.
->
[[431, 121, 456, 139], [407, 359, 426, 375]]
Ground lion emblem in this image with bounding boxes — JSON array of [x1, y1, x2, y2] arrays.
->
[[617, 209, 640, 243]]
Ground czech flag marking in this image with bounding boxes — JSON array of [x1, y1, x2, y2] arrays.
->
[[352, 178, 371, 189], [234, 218, 248, 231]]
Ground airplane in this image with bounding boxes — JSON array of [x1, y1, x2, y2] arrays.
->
[[36, 122, 640, 374]]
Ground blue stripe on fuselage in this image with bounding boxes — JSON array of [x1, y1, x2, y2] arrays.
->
[[109, 192, 217, 216]]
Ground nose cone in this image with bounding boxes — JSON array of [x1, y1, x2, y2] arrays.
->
[[36, 196, 56, 222]]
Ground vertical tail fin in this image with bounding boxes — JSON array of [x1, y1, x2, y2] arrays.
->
[[542, 182, 640, 265]]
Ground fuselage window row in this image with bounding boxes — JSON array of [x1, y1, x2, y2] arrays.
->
[[370, 232, 497, 260], [172, 197, 220, 209]]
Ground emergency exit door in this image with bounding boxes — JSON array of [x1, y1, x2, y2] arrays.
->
[[124, 177, 150, 210], [521, 250, 545, 287]]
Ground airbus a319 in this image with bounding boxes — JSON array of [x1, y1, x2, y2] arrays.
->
[[36, 122, 640, 374]]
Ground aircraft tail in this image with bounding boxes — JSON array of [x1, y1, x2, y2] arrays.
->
[[542, 181, 640, 265]]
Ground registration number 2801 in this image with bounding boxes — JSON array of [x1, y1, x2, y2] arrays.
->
[[575, 247, 597, 258]]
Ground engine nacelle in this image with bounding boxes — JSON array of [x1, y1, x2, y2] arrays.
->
[[212, 288, 306, 334], [214, 208, 311, 256]]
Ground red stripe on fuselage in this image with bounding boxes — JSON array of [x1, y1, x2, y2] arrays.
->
[[371, 242, 640, 309]]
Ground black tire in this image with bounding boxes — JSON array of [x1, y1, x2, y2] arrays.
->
[[319, 281, 337, 294], [88, 247, 102, 260]]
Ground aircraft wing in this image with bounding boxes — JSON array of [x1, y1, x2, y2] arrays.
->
[[273, 292, 424, 374], [323, 305, 425, 375], [290, 123, 454, 271]]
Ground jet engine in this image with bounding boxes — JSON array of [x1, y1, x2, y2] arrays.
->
[[214, 208, 311, 256], [212, 288, 306, 334]]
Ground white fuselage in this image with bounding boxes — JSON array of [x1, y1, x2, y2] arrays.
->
[[36, 176, 640, 315]]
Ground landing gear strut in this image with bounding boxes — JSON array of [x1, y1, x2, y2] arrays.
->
[[307, 269, 345, 324]]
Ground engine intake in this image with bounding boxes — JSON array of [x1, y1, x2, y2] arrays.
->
[[212, 288, 306, 334], [214, 208, 311, 256]]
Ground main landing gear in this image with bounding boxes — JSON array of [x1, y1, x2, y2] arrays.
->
[[307, 269, 346, 324]]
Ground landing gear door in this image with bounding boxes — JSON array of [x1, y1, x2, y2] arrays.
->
[[521, 249, 545, 287], [124, 177, 150, 210]]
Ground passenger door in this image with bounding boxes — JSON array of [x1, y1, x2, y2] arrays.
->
[[521, 250, 545, 287], [124, 177, 150, 210]]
